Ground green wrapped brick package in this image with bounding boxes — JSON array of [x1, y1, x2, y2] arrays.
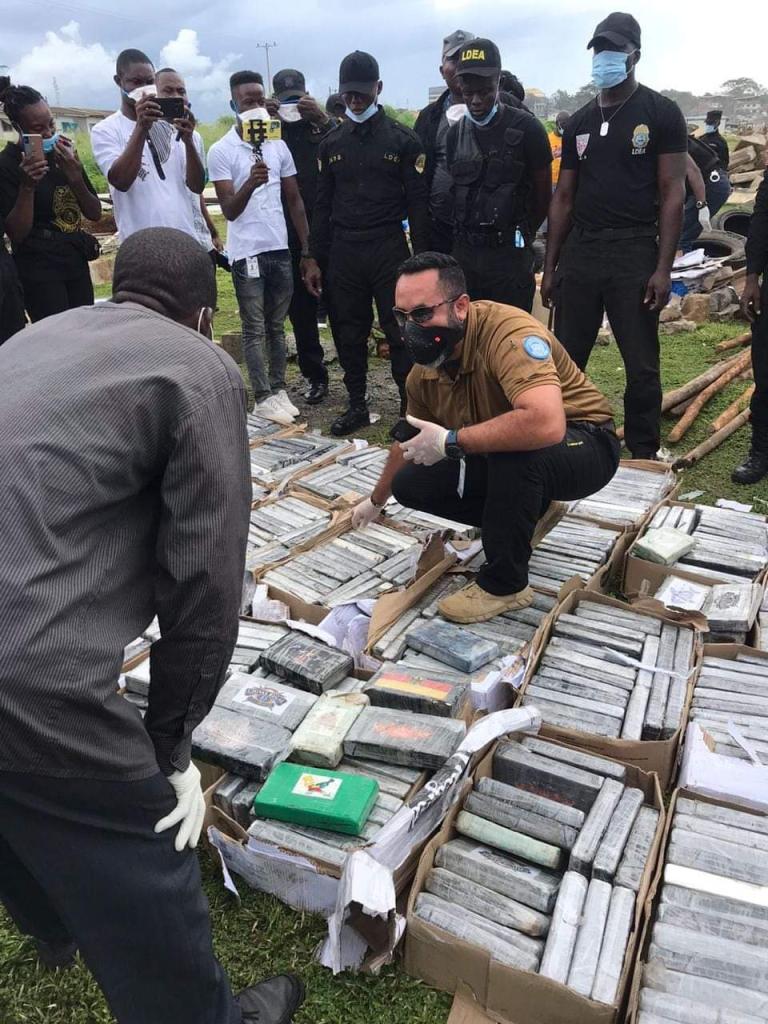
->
[[252, 762, 379, 835]]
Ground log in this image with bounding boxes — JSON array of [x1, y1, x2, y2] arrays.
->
[[617, 353, 744, 442], [672, 410, 751, 470], [710, 384, 755, 433], [715, 332, 751, 353], [667, 350, 752, 444]]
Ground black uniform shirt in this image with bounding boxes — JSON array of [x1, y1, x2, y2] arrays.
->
[[0, 301, 250, 780], [703, 129, 730, 172], [310, 108, 429, 259], [0, 141, 98, 281], [746, 171, 768, 276], [561, 84, 687, 230], [280, 115, 334, 248]]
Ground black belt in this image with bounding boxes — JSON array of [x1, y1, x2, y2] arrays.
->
[[570, 418, 617, 436], [333, 224, 405, 243], [572, 224, 657, 241], [455, 227, 522, 248]]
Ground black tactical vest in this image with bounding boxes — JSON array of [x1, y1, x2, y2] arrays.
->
[[449, 112, 527, 236]]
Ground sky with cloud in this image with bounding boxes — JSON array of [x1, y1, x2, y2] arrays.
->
[[3, 0, 764, 121]]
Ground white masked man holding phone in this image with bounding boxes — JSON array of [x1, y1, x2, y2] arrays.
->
[[91, 48, 205, 240]]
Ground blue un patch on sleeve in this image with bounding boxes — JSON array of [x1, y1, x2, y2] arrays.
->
[[523, 336, 551, 360]]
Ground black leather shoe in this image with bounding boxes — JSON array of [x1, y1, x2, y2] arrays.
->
[[732, 447, 768, 485], [330, 405, 369, 436], [304, 380, 328, 405], [34, 938, 78, 970], [237, 974, 305, 1024]]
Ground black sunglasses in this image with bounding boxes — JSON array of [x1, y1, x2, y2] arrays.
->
[[392, 295, 462, 327]]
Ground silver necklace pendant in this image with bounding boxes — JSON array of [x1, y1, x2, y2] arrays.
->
[[600, 121, 609, 137]]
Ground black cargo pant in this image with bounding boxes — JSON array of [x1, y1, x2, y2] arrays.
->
[[326, 229, 412, 409], [749, 274, 768, 443], [288, 243, 327, 387], [554, 228, 661, 459], [0, 770, 242, 1024], [392, 422, 620, 594], [453, 238, 536, 312]]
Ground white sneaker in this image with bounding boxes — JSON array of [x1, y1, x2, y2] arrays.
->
[[275, 389, 300, 417], [255, 395, 294, 426]]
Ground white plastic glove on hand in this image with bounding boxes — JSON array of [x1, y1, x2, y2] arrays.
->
[[698, 205, 711, 232], [400, 415, 449, 466], [155, 762, 206, 852], [352, 497, 381, 529]]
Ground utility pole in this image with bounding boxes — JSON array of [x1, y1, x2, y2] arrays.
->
[[255, 42, 277, 90], [53, 77, 61, 106]]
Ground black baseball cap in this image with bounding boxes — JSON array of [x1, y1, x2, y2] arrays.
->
[[588, 12, 641, 50], [455, 38, 502, 78], [339, 51, 379, 93], [706, 109, 723, 122], [273, 69, 305, 101], [442, 29, 475, 60]]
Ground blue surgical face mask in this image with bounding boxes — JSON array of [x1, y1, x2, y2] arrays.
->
[[592, 50, 632, 90], [42, 132, 60, 154], [704, 123, 717, 133], [466, 102, 498, 127], [345, 101, 378, 123]]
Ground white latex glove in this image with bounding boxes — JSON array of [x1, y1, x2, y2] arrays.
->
[[698, 205, 711, 232], [400, 415, 449, 466], [154, 762, 206, 852], [352, 497, 381, 529]]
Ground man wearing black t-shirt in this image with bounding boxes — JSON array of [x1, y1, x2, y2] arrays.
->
[[541, 12, 687, 459], [447, 39, 552, 312]]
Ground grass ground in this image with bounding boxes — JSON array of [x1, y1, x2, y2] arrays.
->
[[3, 267, 767, 1024]]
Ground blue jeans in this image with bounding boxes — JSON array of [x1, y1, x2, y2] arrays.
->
[[232, 249, 293, 401], [679, 172, 732, 252]]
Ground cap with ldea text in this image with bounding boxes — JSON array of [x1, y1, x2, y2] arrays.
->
[[273, 69, 306, 101], [455, 38, 502, 78], [587, 11, 641, 50], [442, 29, 476, 60], [339, 51, 380, 93]]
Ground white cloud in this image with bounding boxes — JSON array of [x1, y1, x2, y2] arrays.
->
[[10, 22, 116, 106], [159, 29, 242, 106]]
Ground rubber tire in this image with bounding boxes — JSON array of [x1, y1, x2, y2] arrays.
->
[[693, 228, 746, 262], [711, 206, 753, 238]]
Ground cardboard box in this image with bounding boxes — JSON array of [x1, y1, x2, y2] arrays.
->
[[404, 737, 666, 1024], [517, 590, 704, 790], [623, 500, 768, 599], [677, 642, 768, 812], [567, 460, 679, 535], [624, 787, 768, 1024]]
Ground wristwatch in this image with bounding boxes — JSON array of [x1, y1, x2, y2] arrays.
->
[[444, 429, 465, 460]]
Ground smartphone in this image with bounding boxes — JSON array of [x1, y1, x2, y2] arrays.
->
[[156, 97, 186, 122], [389, 418, 420, 444], [22, 133, 44, 161]]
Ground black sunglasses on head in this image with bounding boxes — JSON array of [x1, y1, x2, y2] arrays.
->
[[392, 295, 462, 327]]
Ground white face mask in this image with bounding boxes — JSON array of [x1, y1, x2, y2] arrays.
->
[[126, 84, 156, 103], [446, 103, 468, 125], [197, 306, 213, 338], [238, 106, 270, 123], [278, 102, 302, 122]]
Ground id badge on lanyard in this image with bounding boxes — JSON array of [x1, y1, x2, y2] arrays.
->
[[246, 256, 260, 278]]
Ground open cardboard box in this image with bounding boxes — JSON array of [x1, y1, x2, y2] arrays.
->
[[404, 736, 666, 1024], [624, 786, 768, 1024], [622, 500, 768, 601], [516, 589, 704, 790], [566, 459, 679, 536], [676, 642, 768, 812]]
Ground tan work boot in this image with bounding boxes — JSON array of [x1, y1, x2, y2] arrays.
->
[[438, 581, 535, 624], [531, 500, 568, 550]]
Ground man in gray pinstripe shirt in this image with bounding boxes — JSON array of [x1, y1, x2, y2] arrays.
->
[[0, 228, 305, 1024]]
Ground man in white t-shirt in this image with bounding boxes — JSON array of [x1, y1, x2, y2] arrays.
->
[[208, 70, 321, 425], [91, 49, 205, 241], [154, 68, 224, 261]]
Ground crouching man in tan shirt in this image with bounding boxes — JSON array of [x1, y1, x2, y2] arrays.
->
[[352, 251, 619, 623]]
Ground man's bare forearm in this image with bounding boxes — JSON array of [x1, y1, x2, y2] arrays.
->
[[656, 191, 684, 274], [108, 124, 147, 192], [458, 409, 565, 454], [371, 444, 407, 505]]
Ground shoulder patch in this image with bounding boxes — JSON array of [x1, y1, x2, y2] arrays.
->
[[415, 153, 426, 173], [522, 336, 551, 361]]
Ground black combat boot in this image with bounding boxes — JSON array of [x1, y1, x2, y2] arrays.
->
[[732, 437, 768, 485], [330, 405, 370, 436], [237, 974, 305, 1024]]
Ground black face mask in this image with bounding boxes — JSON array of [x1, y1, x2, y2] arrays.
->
[[403, 319, 465, 366]]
